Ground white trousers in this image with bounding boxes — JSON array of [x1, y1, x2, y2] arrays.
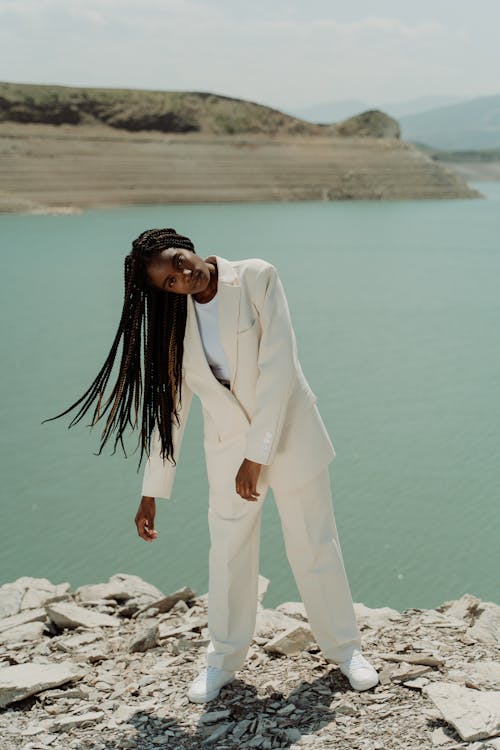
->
[[204, 438, 362, 672]]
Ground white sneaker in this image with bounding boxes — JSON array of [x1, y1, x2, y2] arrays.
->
[[187, 665, 236, 703], [338, 648, 379, 691]]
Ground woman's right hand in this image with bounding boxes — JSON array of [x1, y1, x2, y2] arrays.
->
[[135, 496, 158, 542]]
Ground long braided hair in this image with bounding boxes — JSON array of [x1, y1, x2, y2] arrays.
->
[[42, 227, 196, 469]]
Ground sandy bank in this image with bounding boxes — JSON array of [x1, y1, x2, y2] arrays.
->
[[0, 123, 481, 214]]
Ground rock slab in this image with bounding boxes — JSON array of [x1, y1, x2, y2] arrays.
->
[[0, 662, 81, 708], [423, 681, 500, 741]]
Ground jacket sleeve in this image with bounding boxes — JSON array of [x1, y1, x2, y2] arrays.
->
[[243, 264, 297, 465], [141, 376, 193, 500]]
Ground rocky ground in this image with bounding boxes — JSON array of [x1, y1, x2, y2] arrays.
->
[[0, 123, 481, 214], [0, 574, 498, 750]]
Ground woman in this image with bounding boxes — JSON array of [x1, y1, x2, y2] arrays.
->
[[46, 227, 379, 703]]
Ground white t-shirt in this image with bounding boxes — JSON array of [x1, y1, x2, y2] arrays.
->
[[193, 293, 231, 382]]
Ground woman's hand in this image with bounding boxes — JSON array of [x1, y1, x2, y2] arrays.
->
[[135, 496, 158, 542], [236, 458, 262, 501]]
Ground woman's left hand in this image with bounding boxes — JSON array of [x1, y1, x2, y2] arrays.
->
[[235, 458, 263, 501]]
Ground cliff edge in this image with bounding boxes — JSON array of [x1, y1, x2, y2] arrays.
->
[[0, 574, 499, 749]]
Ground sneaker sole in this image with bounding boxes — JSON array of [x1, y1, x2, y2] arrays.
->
[[345, 673, 379, 691], [187, 675, 235, 703]]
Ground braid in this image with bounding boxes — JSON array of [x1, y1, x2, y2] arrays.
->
[[42, 227, 195, 471]]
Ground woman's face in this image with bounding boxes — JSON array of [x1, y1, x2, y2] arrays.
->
[[146, 248, 211, 294]]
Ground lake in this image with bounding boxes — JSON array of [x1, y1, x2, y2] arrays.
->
[[1, 182, 499, 612]]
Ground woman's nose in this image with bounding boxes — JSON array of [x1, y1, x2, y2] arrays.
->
[[182, 268, 192, 276]]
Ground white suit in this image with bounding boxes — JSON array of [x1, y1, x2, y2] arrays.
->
[[142, 256, 362, 671]]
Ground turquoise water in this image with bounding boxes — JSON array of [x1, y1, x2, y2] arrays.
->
[[1, 183, 499, 612]]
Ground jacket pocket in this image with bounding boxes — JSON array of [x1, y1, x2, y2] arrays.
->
[[237, 317, 258, 335]]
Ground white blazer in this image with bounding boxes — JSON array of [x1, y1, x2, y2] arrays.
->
[[141, 256, 336, 500]]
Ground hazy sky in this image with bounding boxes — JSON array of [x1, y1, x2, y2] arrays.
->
[[1, 0, 499, 110]]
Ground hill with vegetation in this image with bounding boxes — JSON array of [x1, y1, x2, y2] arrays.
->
[[0, 82, 329, 136], [0, 82, 482, 213], [0, 82, 405, 139]]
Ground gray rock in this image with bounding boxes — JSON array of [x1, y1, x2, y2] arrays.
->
[[276, 703, 296, 715], [55, 631, 103, 652], [0, 607, 47, 634], [353, 602, 403, 630], [403, 677, 430, 689], [333, 699, 358, 715], [246, 735, 265, 748], [263, 623, 316, 655], [128, 624, 159, 653], [379, 652, 445, 667], [468, 602, 500, 645], [158, 617, 208, 639], [0, 621, 46, 644], [135, 586, 196, 615], [169, 599, 189, 614], [254, 607, 304, 638], [423, 681, 500, 741], [257, 574, 270, 604], [232, 719, 251, 738], [199, 709, 231, 724], [285, 727, 302, 742], [113, 704, 137, 724], [416, 609, 468, 629], [202, 722, 235, 746], [0, 578, 69, 619], [75, 573, 165, 601], [431, 726, 454, 746], [412, 637, 442, 653], [390, 663, 433, 681], [0, 662, 82, 708], [275, 601, 308, 621], [446, 668, 469, 684], [46, 602, 121, 629], [76, 582, 133, 602], [1, 575, 498, 750], [438, 593, 482, 622], [48, 711, 104, 732], [460, 660, 500, 690]]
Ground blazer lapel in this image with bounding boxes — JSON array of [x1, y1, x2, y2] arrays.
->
[[184, 255, 241, 389]]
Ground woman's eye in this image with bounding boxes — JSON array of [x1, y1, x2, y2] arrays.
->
[[168, 278, 176, 287], [177, 254, 184, 267]]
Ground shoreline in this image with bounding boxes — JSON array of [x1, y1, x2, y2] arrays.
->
[[440, 161, 500, 183], [0, 123, 482, 215], [0, 573, 499, 749]]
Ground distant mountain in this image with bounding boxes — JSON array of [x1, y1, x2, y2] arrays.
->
[[290, 95, 468, 124], [400, 94, 500, 150], [380, 94, 466, 118]]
